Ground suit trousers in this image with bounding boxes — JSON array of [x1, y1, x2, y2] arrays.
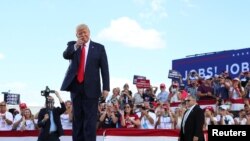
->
[[70, 79, 99, 141], [37, 132, 60, 141]]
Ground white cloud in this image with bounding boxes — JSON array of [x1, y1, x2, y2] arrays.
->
[[97, 17, 166, 49], [137, 0, 168, 20], [0, 53, 5, 60]]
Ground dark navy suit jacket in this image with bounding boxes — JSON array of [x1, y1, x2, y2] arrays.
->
[[37, 103, 66, 141], [60, 40, 110, 98], [179, 105, 205, 141]]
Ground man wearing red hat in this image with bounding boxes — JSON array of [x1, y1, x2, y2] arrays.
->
[[156, 83, 169, 104], [12, 103, 28, 130], [203, 106, 217, 130]]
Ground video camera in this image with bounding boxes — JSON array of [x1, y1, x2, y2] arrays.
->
[[217, 98, 223, 106], [136, 104, 146, 110], [41, 86, 55, 97]]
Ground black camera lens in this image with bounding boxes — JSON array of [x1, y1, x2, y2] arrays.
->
[[41, 86, 55, 97]]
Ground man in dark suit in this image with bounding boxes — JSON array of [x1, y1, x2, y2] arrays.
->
[[179, 95, 205, 141], [61, 23, 110, 141], [37, 91, 66, 141]]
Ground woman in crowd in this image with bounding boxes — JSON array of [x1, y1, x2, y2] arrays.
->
[[174, 106, 186, 129], [229, 78, 245, 99], [229, 78, 245, 111], [120, 103, 140, 128], [60, 100, 73, 129], [20, 108, 38, 131], [234, 109, 247, 125]]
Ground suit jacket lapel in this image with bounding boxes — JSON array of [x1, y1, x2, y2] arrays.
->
[[85, 41, 94, 69], [187, 105, 197, 120], [185, 105, 197, 122]]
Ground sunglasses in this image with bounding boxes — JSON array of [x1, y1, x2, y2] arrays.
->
[[185, 99, 191, 102], [124, 106, 130, 108]]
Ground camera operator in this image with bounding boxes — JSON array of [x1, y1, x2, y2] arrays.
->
[[37, 91, 66, 141]]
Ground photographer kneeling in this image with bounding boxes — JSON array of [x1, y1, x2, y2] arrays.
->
[[37, 91, 66, 141]]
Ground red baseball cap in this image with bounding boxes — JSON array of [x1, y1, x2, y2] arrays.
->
[[162, 104, 169, 109], [160, 83, 166, 88], [204, 106, 214, 113], [19, 103, 27, 109]]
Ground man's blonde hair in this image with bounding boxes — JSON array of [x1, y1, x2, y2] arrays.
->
[[76, 24, 90, 32]]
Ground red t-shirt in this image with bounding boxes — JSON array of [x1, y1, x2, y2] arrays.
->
[[122, 114, 139, 128]]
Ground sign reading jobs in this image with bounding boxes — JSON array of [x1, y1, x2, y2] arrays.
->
[[172, 48, 250, 83]]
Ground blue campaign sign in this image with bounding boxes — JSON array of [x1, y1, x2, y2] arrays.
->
[[2, 92, 20, 105], [172, 48, 250, 82]]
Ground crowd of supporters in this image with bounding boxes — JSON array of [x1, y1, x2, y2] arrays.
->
[[0, 101, 73, 131], [0, 71, 249, 131]]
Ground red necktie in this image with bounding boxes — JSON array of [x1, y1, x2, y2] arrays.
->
[[77, 45, 85, 83]]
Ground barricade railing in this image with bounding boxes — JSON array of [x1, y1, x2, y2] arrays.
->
[[0, 129, 208, 141]]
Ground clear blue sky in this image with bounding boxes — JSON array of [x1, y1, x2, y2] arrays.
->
[[0, 0, 250, 106]]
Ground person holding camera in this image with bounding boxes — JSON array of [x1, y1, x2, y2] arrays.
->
[[99, 102, 119, 128], [37, 91, 66, 141], [139, 101, 156, 129], [155, 104, 175, 129], [119, 89, 133, 110], [216, 105, 234, 125]]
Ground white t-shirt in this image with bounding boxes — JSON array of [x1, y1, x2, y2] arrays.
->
[[13, 114, 22, 130], [234, 117, 247, 125], [170, 92, 181, 103], [0, 112, 14, 131], [204, 117, 217, 130], [22, 119, 36, 130], [230, 87, 244, 99], [216, 115, 235, 125], [156, 116, 173, 129], [140, 112, 156, 129], [60, 114, 72, 129]]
